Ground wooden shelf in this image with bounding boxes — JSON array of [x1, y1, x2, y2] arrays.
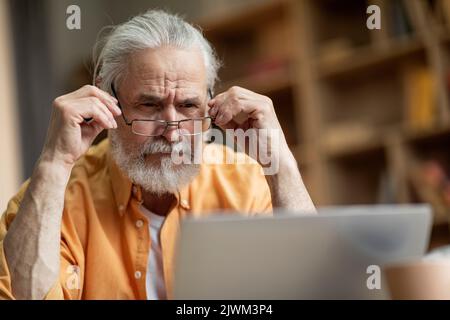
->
[[317, 38, 425, 80], [197, 0, 288, 37], [198, 0, 450, 246], [322, 133, 385, 159], [405, 124, 450, 144], [217, 66, 295, 95], [323, 124, 450, 163]]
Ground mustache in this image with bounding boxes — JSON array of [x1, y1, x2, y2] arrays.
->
[[139, 137, 188, 156]]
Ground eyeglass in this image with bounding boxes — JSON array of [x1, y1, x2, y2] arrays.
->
[[110, 84, 215, 137]]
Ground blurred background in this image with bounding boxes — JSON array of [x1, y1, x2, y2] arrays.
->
[[1, 0, 449, 250]]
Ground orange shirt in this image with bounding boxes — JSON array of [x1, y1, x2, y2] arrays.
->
[[0, 139, 272, 299]]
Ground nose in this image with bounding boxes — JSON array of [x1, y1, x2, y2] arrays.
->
[[160, 104, 181, 143]]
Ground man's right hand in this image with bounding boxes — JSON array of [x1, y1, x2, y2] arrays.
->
[[40, 85, 121, 168], [3, 85, 122, 299]]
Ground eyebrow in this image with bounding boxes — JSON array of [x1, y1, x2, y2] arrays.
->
[[134, 94, 202, 106], [134, 94, 163, 105]]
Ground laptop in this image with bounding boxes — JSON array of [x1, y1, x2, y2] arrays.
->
[[173, 205, 432, 299]]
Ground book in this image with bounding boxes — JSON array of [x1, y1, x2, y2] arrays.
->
[[388, 0, 413, 39], [403, 65, 437, 132]]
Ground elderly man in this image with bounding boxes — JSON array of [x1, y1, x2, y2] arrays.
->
[[0, 10, 315, 300]]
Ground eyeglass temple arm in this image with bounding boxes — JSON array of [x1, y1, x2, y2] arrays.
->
[[207, 88, 217, 122], [111, 84, 132, 125]]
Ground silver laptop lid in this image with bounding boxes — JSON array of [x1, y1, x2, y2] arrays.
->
[[174, 205, 432, 299]]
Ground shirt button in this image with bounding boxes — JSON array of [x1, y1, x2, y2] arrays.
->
[[118, 204, 125, 212], [180, 199, 190, 209], [135, 219, 144, 228], [134, 271, 142, 279]]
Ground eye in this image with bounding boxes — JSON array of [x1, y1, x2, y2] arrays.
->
[[179, 103, 198, 109], [141, 103, 159, 108]]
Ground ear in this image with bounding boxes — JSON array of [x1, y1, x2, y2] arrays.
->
[[95, 76, 102, 87]]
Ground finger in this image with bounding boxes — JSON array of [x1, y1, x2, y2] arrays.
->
[[77, 102, 115, 129], [208, 105, 218, 118], [81, 121, 104, 138], [89, 122, 105, 136], [215, 107, 235, 126], [86, 86, 121, 117], [208, 92, 228, 116], [209, 87, 248, 119], [89, 97, 118, 128], [216, 97, 271, 129], [74, 85, 121, 116], [81, 85, 117, 103], [214, 98, 242, 126], [240, 98, 271, 119]]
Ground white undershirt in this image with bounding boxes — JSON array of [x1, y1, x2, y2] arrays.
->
[[140, 205, 167, 300]]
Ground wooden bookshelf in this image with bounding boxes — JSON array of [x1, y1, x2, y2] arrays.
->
[[218, 66, 295, 97], [198, 0, 450, 250], [317, 38, 426, 79]]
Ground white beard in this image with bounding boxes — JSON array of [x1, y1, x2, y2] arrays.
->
[[109, 131, 200, 195]]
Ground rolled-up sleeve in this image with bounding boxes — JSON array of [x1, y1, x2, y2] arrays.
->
[[0, 181, 83, 300]]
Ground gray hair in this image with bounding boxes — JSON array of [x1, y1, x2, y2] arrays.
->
[[93, 10, 221, 94]]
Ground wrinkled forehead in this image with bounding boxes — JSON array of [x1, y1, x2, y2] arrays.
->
[[123, 47, 208, 98]]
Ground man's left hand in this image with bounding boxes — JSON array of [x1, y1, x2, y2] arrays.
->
[[208, 86, 291, 164]]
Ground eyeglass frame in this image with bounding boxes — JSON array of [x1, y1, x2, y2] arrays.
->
[[110, 84, 215, 137]]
